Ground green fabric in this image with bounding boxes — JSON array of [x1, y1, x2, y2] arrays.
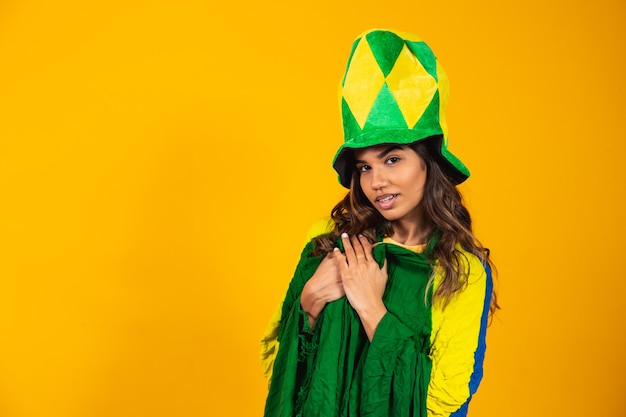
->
[[366, 31, 405, 77], [411, 90, 440, 131], [264, 240, 434, 417], [405, 41, 438, 81], [341, 97, 363, 148], [364, 83, 408, 130]]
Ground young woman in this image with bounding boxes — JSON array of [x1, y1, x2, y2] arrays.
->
[[261, 29, 497, 417]]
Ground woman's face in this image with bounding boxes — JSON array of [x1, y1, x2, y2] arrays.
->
[[353, 144, 427, 225]]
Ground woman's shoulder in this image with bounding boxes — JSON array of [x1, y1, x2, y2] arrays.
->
[[454, 245, 489, 284]]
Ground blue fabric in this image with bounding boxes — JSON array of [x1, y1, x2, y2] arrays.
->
[[450, 263, 493, 417]]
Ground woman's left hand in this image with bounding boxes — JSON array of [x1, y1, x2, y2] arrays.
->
[[333, 233, 388, 341]]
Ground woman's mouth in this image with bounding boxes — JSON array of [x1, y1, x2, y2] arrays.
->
[[375, 194, 398, 209]]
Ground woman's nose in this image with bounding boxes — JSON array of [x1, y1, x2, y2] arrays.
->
[[369, 168, 388, 190]]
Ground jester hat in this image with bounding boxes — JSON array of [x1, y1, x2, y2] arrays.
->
[[333, 29, 470, 188]]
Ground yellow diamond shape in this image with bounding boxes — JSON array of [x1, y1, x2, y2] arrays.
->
[[385, 44, 437, 128], [342, 39, 385, 129]]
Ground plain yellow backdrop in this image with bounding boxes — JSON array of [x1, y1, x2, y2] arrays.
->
[[1, 0, 625, 416]]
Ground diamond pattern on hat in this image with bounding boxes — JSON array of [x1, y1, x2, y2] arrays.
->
[[385, 44, 437, 129], [364, 83, 407, 129], [412, 90, 441, 133], [406, 41, 438, 80], [334, 29, 470, 187], [341, 97, 363, 143], [341, 39, 385, 129], [366, 30, 405, 77]]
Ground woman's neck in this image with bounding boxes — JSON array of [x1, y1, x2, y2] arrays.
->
[[390, 217, 432, 246]]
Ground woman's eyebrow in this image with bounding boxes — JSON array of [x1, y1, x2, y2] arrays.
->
[[354, 145, 405, 163], [377, 145, 404, 159]]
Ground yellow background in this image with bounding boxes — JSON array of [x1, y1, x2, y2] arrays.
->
[[1, 0, 625, 416]]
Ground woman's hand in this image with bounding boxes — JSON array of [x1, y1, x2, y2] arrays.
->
[[334, 233, 388, 341], [300, 252, 344, 328]]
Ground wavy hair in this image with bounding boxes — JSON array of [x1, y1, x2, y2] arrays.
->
[[313, 140, 499, 315]]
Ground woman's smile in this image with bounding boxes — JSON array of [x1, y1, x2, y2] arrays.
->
[[375, 193, 399, 209]]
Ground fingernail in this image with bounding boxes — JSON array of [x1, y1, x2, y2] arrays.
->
[[333, 247, 339, 252], [341, 232, 348, 238]]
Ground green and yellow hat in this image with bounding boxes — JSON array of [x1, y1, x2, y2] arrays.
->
[[332, 29, 470, 188]]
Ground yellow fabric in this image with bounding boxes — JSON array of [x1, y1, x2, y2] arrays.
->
[[260, 300, 283, 383], [427, 250, 487, 416], [304, 216, 334, 242], [385, 45, 437, 128], [341, 39, 386, 128], [382, 236, 427, 253]]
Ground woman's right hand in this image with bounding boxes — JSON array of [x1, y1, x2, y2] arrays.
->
[[300, 253, 345, 328]]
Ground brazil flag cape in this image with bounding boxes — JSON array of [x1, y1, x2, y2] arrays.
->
[[264, 239, 435, 417]]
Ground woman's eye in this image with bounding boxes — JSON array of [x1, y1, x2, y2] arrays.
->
[[358, 165, 370, 172], [386, 156, 400, 164]]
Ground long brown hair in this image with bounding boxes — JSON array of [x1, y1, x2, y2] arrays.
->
[[313, 140, 499, 314]]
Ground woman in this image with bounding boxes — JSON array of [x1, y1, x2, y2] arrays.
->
[[261, 29, 497, 417]]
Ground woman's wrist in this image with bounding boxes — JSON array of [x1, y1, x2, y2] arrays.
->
[[356, 302, 387, 341], [301, 283, 325, 326]]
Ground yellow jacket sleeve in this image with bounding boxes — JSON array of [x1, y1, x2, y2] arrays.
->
[[427, 251, 490, 416], [260, 300, 283, 383]]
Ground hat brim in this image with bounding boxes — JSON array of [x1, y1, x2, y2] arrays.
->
[[332, 134, 469, 188]]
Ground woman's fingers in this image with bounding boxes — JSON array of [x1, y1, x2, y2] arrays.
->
[[341, 233, 358, 265], [333, 247, 348, 269], [342, 232, 375, 264], [357, 234, 373, 261], [351, 235, 367, 261]]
